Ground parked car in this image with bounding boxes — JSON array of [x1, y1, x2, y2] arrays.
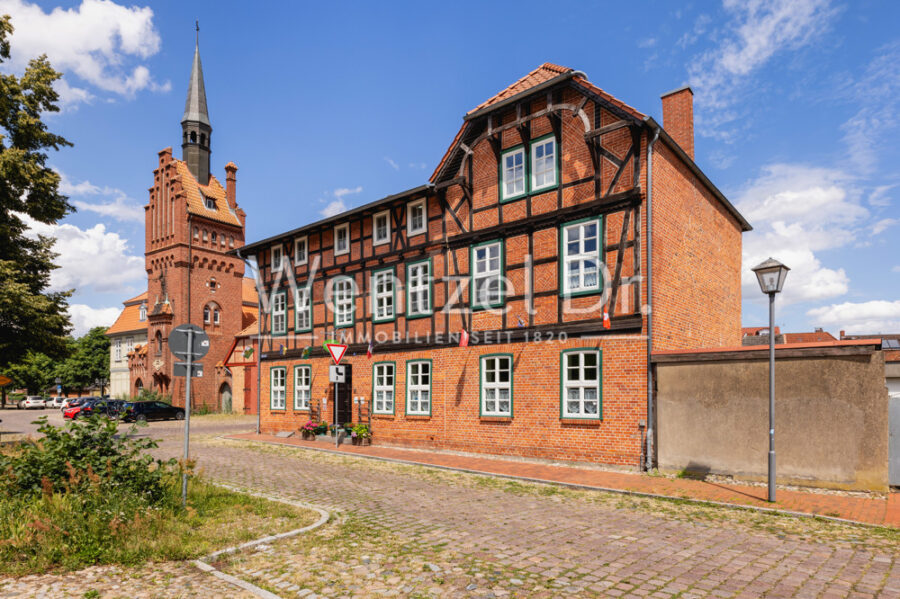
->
[[17, 396, 46, 409], [61, 396, 98, 413], [121, 401, 185, 422], [45, 396, 64, 409], [63, 400, 92, 419], [77, 399, 126, 419]]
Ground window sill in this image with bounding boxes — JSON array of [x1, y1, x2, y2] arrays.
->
[[293, 408, 310, 412], [560, 418, 602, 426], [480, 416, 512, 423], [405, 414, 431, 420], [269, 409, 287, 414], [372, 413, 395, 420]]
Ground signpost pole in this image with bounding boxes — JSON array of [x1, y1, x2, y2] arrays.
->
[[181, 327, 193, 508]]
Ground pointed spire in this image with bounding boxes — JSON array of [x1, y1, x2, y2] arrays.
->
[[182, 22, 210, 128]]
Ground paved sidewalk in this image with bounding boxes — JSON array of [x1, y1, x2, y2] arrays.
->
[[228, 432, 900, 528]]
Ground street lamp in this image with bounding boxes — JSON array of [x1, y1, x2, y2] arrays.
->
[[94, 377, 108, 397], [751, 257, 790, 502]]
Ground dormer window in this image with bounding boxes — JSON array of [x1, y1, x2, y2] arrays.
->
[[205, 196, 215, 210], [139, 303, 147, 322]]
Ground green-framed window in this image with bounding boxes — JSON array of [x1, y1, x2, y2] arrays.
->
[[559, 217, 603, 297], [371, 267, 396, 323], [530, 134, 558, 192], [271, 290, 287, 335], [332, 276, 355, 328], [270, 366, 286, 410], [372, 361, 395, 414], [293, 365, 311, 410], [560, 349, 602, 419], [480, 354, 513, 417], [406, 259, 432, 318], [406, 359, 432, 415], [471, 240, 504, 310], [295, 286, 312, 332], [500, 145, 526, 201]]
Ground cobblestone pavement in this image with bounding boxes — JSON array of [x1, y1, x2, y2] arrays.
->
[[167, 432, 900, 598]]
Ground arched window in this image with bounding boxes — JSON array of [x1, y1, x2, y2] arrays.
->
[[202, 229, 208, 242], [193, 226, 199, 239], [135, 379, 143, 392], [211, 232, 217, 244], [155, 331, 163, 354], [190, 131, 197, 143], [200, 133, 207, 146], [139, 303, 147, 322], [204, 307, 211, 323]]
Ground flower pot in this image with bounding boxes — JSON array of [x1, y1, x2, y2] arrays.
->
[[301, 430, 316, 441], [357, 437, 371, 446]]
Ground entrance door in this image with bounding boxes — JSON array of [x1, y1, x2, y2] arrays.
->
[[220, 383, 232, 413], [334, 365, 353, 426]]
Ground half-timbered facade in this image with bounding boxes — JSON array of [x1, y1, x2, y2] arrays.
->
[[239, 64, 750, 467]]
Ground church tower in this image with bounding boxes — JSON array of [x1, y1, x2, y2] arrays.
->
[[181, 28, 212, 185], [133, 29, 248, 411]]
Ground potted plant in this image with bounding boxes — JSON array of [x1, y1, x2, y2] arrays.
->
[[300, 420, 317, 441], [351, 423, 372, 446], [314, 421, 328, 436]]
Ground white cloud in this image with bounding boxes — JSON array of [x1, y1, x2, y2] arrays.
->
[[688, 0, 838, 140], [677, 14, 712, 49], [872, 218, 898, 236], [638, 37, 657, 48], [21, 214, 145, 294], [384, 157, 399, 171], [0, 0, 167, 107], [67, 303, 120, 337], [807, 300, 900, 334], [736, 163, 868, 304], [893, 265, 900, 273], [57, 171, 144, 222], [318, 186, 363, 217], [868, 184, 896, 207]]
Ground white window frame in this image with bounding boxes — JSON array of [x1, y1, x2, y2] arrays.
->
[[371, 268, 395, 323], [406, 360, 431, 416], [114, 338, 122, 362], [531, 136, 557, 191], [270, 367, 286, 410], [373, 210, 391, 246], [332, 277, 354, 328], [334, 223, 350, 256], [481, 354, 513, 417], [271, 245, 283, 272], [295, 236, 308, 266], [204, 196, 215, 210], [294, 365, 311, 410], [407, 199, 427, 236], [372, 362, 395, 414], [472, 241, 504, 309], [561, 350, 601, 419], [272, 291, 287, 335], [125, 336, 133, 355], [295, 286, 312, 332], [213, 309, 220, 325], [501, 146, 526, 201], [203, 306, 211, 323], [406, 259, 432, 318], [561, 218, 602, 296]]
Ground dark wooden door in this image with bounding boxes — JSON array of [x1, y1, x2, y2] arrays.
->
[[335, 365, 353, 426]]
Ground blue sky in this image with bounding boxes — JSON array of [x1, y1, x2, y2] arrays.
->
[[3, 0, 898, 336]]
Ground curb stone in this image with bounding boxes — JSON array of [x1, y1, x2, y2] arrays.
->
[[192, 482, 330, 598]]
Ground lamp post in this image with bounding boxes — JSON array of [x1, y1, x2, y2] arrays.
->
[[94, 377, 108, 397], [751, 257, 790, 502], [55, 377, 61, 400]]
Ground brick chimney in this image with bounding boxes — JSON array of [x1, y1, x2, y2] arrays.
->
[[661, 86, 694, 160], [224, 162, 238, 208]]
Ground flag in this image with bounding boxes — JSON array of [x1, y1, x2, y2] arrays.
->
[[301, 345, 311, 359], [603, 309, 611, 329], [242, 347, 254, 359], [367, 339, 374, 359], [517, 316, 525, 328], [279, 344, 286, 356], [459, 329, 469, 348]]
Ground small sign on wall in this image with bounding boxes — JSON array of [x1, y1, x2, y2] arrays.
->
[[329, 365, 346, 383]]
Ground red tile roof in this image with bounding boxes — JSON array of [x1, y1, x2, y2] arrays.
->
[[784, 331, 837, 344], [175, 160, 242, 227], [467, 63, 571, 115], [106, 292, 148, 336], [742, 326, 782, 336]]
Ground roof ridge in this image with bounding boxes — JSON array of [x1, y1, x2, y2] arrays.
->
[[467, 63, 574, 115]]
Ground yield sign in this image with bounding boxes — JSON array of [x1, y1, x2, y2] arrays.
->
[[326, 343, 348, 365]]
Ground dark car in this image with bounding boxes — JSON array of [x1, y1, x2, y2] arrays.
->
[[121, 401, 185, 422], [77, 399, 126, 419]]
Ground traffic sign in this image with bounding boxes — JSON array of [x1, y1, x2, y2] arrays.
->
[[173, 363, 204, 378], [329, 365, 346, 383], [326, 343, 348, 365], [169, 324, 210, 360], [0, 375, 11, 387]]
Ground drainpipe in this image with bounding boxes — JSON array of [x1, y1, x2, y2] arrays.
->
[[186, 214, 193, 411], [236, 248, 261, 435], [645, 124, 660, 471]]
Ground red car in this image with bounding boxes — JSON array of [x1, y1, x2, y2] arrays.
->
[[63, 400, 94, 419]]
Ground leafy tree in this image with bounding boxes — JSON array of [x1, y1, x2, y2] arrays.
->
[[0, 14, 74, 401], [56, 327, 109, 394], [6, 350, 53, 394]]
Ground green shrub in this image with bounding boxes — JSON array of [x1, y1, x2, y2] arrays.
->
[[0, 416, 176, 502]]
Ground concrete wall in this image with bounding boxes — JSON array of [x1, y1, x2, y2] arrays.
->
[[654, 345, 889, 491]]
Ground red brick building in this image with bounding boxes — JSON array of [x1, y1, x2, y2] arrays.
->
[[239, 64, 751, 468], [122, 39, 258, 412]]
